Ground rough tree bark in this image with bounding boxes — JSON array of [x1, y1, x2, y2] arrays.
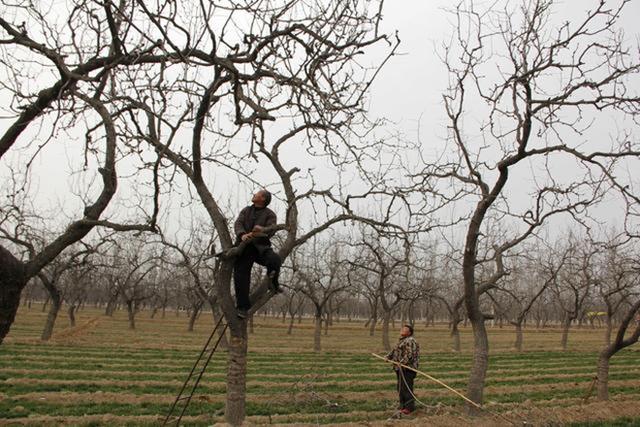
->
[[596, 300, 640, 400]]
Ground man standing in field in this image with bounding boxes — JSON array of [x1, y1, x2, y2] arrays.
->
[[233, 189, 282, 319], [386, 324, 420, 414]]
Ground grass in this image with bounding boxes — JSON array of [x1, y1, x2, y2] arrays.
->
[[1, 304, 639, 425]]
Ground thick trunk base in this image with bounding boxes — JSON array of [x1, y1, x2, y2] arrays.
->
[[466, 319, 489, 416], [514, 323, 523, 352], [41, 299, 62, 341], [382, 314, 391, 351], [596, 353, 610, 401], [225, 331, 248, 426], [561, 321, 570, 350], [313, 316, 322, 352], [451, 324, 461, 352]]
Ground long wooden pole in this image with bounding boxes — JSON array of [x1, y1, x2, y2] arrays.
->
[[372, 353, 516, 425], [371, 353, 482, 409]]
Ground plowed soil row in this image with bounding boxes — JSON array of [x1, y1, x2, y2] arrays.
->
[[2, 305, 639, 425]]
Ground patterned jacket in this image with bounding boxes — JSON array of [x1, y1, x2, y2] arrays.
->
[[386, 336, 420, 370]]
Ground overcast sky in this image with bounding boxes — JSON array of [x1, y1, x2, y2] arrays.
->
[[1, 0, 639, 240], [368, 0, 640, 233]]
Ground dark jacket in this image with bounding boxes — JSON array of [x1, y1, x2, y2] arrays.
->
[[233, 205, 277, 250]]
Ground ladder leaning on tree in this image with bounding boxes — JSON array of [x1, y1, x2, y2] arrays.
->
[[163, 316, 228, 426]]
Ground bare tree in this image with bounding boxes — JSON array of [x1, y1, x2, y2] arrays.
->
[[0, 0, 190, 342], [347, 234, 410, 351], [281, 276, 306, 335], [552, 236, 595, 350], [97, 1, 401, 423], [116, 247, 158, 330], [593, 234, 640, 400], [596, 236, 639, 345], [356, 269, 380, 337], [64, 266, 93, 327], [291, 241, 350, 352], [410, 0, 640, 412], [156, 226, 227, 345], [0, 206, 101, 339], [37, 245, 97, 340], [431, 249, 465, 351], [491, 241, 568, 351]]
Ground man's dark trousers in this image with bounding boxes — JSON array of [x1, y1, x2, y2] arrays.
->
[[233, 244, 281, 310], [396, 368, 416, 411]]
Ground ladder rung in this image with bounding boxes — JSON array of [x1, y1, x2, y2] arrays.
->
[[163, 320, 228, 426]]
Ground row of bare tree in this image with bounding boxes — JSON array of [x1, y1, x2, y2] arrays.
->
[[17, 226, 640, 404]]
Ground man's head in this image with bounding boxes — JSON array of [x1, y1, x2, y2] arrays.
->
[[251, 189, 272, 208], [401, 324, 413, 338]]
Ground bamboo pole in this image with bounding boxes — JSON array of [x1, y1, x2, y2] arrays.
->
[[371, 353, 481, 409], [371, 353, 516, 425]]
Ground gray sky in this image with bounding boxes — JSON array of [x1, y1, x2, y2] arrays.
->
[[1, 0, 639, 242]]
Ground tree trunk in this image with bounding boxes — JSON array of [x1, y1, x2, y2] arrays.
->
[[215, 314, 229, 351], [605, 316, 612, 346], [451, 322, 461, 352], [0, 249, 27, 344], [466, 318, 489, 416], [382, 311, 391, 351], [287, 313, 295, 335], [41, 287, 62, 341], [105, 297, 117, 317], [560, 317, 571, 350], [249, 315, 254, 334], [126, 300, 136, 330], [596, 351, 610, 401], [68, 304, 77, 327], [369, 314, 377, 337], [187, 305, 200, 332], [462, 209, 492, 416], [408, 303, 415, 326], [514, 322, 523, 352], [323, 314, 329, 335], [313, 314, 322, 352], [225, 328, 248, 426]]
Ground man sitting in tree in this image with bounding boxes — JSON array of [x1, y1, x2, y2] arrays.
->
[[233, 189, 282, 319]]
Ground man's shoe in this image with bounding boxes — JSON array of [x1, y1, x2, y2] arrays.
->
[[268, 271, 283, 293], [237, 309, 248, 319], [400, 408, 412, 415]]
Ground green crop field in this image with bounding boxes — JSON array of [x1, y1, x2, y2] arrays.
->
[[1, 306, 639, 426]]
